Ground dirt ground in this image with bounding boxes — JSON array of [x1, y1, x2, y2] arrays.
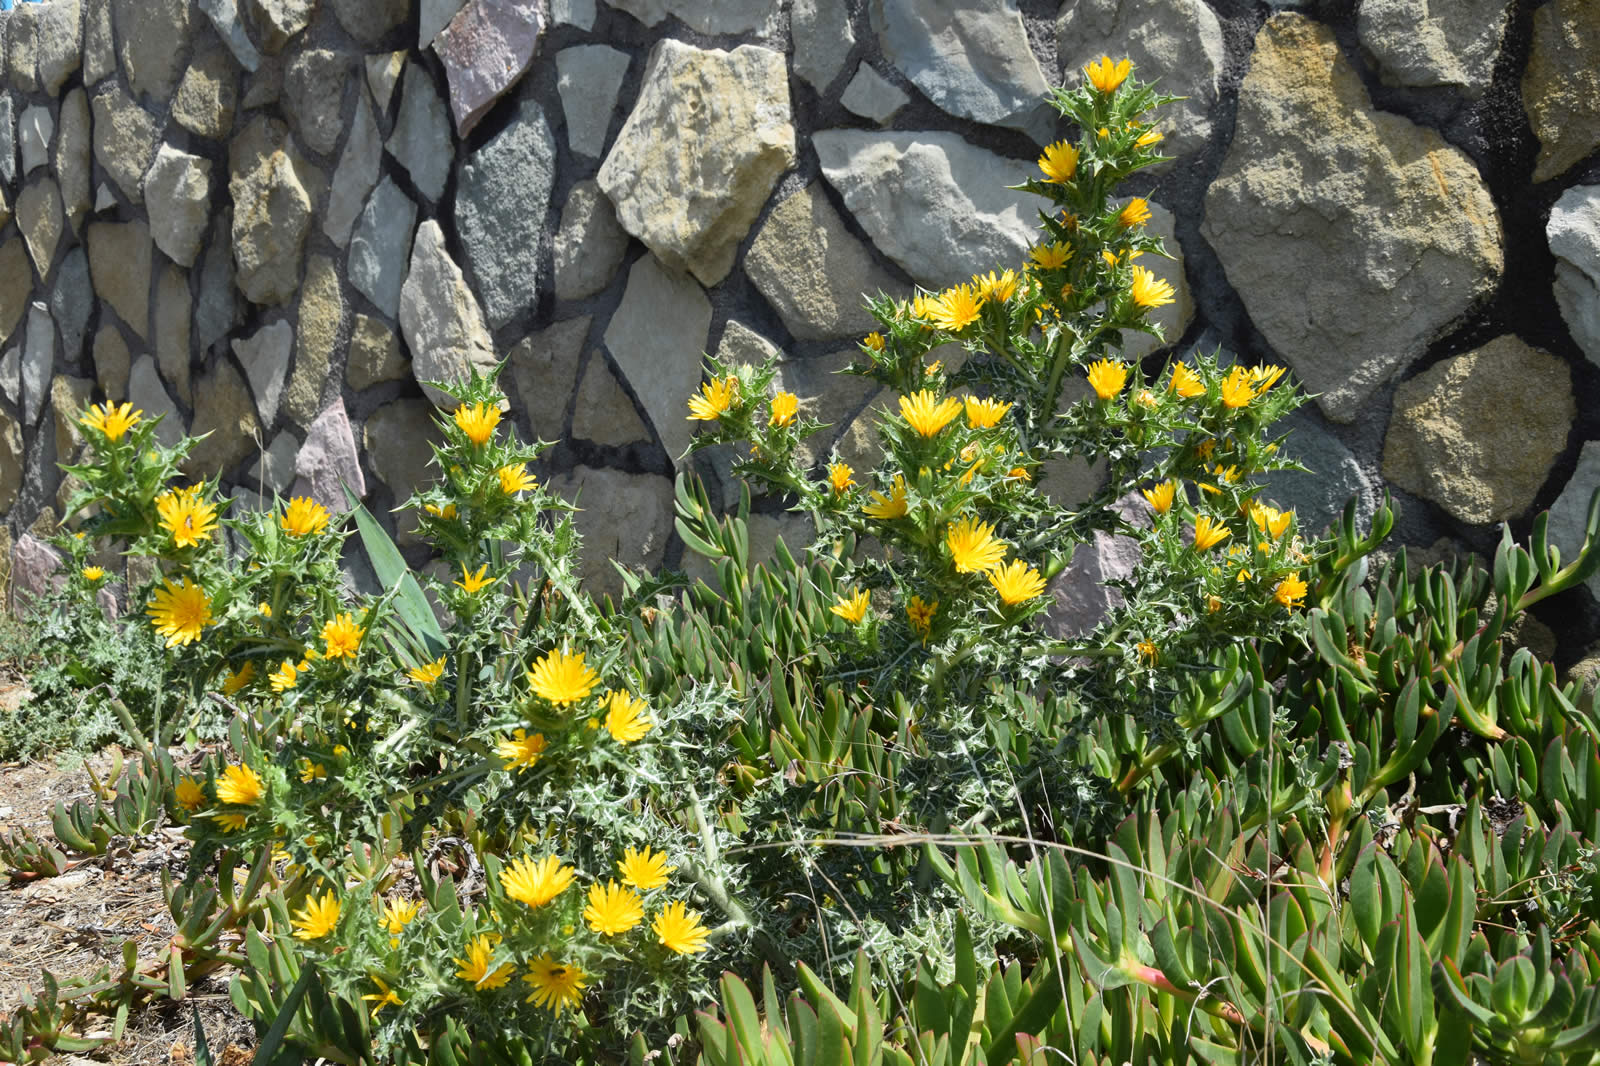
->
[[0, 751, 256, 1063]]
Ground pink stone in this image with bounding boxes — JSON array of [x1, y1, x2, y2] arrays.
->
[[292, 398, 367, 514], [435, 0, 543, 137]]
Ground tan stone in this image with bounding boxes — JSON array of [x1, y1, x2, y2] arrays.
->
[[93, 326, 130, 402], [0, 411, 22, 514], [571, 353, 648, 446], [346, 314, 409, 391], [49, 375, 94, 465], [184, 358, 261, 477], [173, 42, 239, 139], [550, 466, 674, 600], [1523, 0, 1600, 183], [283, 255, 343, 427], [16, 179, 62, 277], [90, 84, 159, 203], [155, 266, 191, 404], [510, 317, 588, 443], [87, 221, 152, 339], [363, 397, 443, 496]]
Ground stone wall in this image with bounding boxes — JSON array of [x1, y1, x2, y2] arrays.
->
[[1, 0, 1599, 641]]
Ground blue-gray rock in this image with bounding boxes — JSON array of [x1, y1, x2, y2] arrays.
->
[[330, 0, 408, 44], [246, 0, 315, 54], [399, 221, 500, 409], [1356, 0, 1508, 98], [553, 180, 630, 302], [1547, 441, 1600, 600], [92, 326, 128, 401], [284, 49, 352, 157], [872, 0, 1052, 141], [324, 90, 381, 247], [199, 0, 261, 72], [19, 105, 52, 175], [0, 349, 18, 407], [1549, 183, 1600, 368], [556, 45, 629, 160], [195, 215, 240, 355], [365, 52, 405, 111], [49, 248, 91, 362], [792, 0, 855, 92], [421, 0, 467, 46], [145, 144, 213, 267], [605, 0, 777, 33], [233, 319, 293, 428], [128, 355, 184, 449], [604, 254, 712, 465], [249, 429, 300, 495], [5, 1, 41, 92], [23, 303, 53, 426], [387, 62, 453, 203], [0, 95, 15, 185], [841, 64, 909, 124], [435, 0, 543, 137], [349, 177, 418, 318], [553, 0, 595, 28], [1260, 407, 1376, 536], [455, 99, 555, 328]]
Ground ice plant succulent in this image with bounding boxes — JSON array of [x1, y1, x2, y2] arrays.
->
[[146, 578, 214, 647], [279, 497, 330, 537], [156, 486, 219, 549], [453, 402, 501, 446], [526, 647, 600, 705], [946, 516, 1007, 574], [501, 854, 576, 909], [79, 401, 142, 442], [900, 390, 964, 437]]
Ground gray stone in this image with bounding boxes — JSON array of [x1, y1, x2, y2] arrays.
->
[[347, 314, 408, 390], [116, 0, 191, 103], [553, 180, 630, 302], [284, 256, 343, 428], [22, 303, 52, 425], [400, 221, 500, 409], [1357, 0, 1508, 98], [0, 350, 17, 409], [145, 145, 212, 268], [605, 0, 777, 34], [87, 221, 152, 339], [0, 96, 13, 185], [292, 398, 366, 513], [572, 353, 649, 445], [331, 0, 408, 44], [242, 53, 283, 109], [603, 254, 713, 464], [249, 430, 300, 495], [18, 105, 52, 175], [1201, 15, 1503, 423], [456, 99, 556, 327], [364, 398, 443, 494], [553, 0, 595, 29], [1383, 336, 1572, 524], [421, 0, 467, 45], [324, 89, 381, 247], [435, 0, 543, 137], [388, 61, 453, 203], [1550, 184, 1600, 368], [195, 218, 240, 355], [4, 1, 41, 92], [766, 344, 878, 463], [16, 179, 62, 277], [155, 266, 192, 404], [746, 183, 906, 341], [510, 317, 589, 441], [229, 117, 316, 307], [599, 41, 795, 286], [815, 128, 1048, 289], [1058, 0, 1225, 159], [95, 184, 116, 212], [1043, 494, 1149, 639], [1260, 408, 1377, 536], [10, 534, 63, 608], [556, 44, 629, 160], [841, 65, 909, 124], [0, 239, 30, 345], [247, 0, 315, 53], [0, 413, 20, 513], [0, 189, 8, 231], [83, 0, 118, 83], [550, 466, 674, 600], [91, 85, 160, 204], [93, 326, 129, 402], [49, 248, 91, 362], [793, 0, 855, 91], [348, 177, 417, 318], [128, 355, 184, 449], [184, 357, 260, 477], [199, 0, 261, 71], [34, 0, 82, 96], [173, 45, 239, 140], [1523, 0, 1600, 183], [55, 88, 90, 229], [875, 0, 1052, 140], [284, 50, 351, 158], [365, 51, 405, 111], [233, 320, 293, 427], [1547, 441, 1600, 600]]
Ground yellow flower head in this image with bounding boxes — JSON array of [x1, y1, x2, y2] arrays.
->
[[831, 588, 871, 624], [929, 284, 984, 332], [501, 854, 576, 908], [584, 880, 645, 936], [1192, 515, 1232, 551], [910, 292, 938, 320], [497, 463, 537, 495], [279, 496, 330, 537], [526, 647, 600, 705], [863, 474, 909, 520], [769, 391, 799, 427], [495, 728, 548, 772], [1130, 266, 1176, 309], [455, 934, 515, 990], [146, 578, 214, 647], [900, 390, 963, 437], [862, 331, 886, 352], [425, 501, 458, 520], [362, 976, 403, 1017], [1135, 389, 1158, 409], [1136, 128, 1164, 148], [1142, 481, 1177, 515], [453, 402, 501, 446], [1220, 366, 1257, 409], [964, 396, 1012, 429], [455, 563, 495, 595], [1168, 363, 1205, 398], [946, 515, 1007, 574], [618, 846, 675, 890], [687, 376, 739, 421], [213, 812, 249, 833], [1029, 242, 1072, 271], [828, 462, 856, 494], [221, 661, 255, 696], [320, 612, 365, 660], [79, 401, 142, 442], [380, 897, 421, 937], [1250, 504, 1293, 540], [81, 566, 106, 582], [1037, 140, 1079, 183], [1136, 640, 1159, 665], [268, 658, 302, 693], [408, 656, 447, 686], [216, 763, 265, 806], [1086, 359, 1128, 400], [299, 759, 327, 783], [1085, 56, 1131, 93], [973, 269, 1018, 303], [603, 690, 653, 744], [1275, 572, 1308, 610], [653, 900, 711, 955], [175, 776, 207, 812], [1116, 198, 1152, 229], [259, 601, 273, 617], [988, 560, 1047, 606], [906, 595, 937, 640], [156, 485, 220, 549], [1251, 364, 1288, 391], [523, 955, 588, 1012]]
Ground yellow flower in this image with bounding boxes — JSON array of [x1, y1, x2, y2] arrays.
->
[[988, 560, 1047, 606], [1142, 481, 1177, 515], [146, 578, 214, 647], [584, 880, 645, 936], [259, 601, 273, 617], [81, 566, 106, 582], [929, 284, 984, 332], [380, 898, 421, 940], [1136, 128, 1164, 148], [603, 690, 653, 744], [1037, 140, 1079, 183], [906, 595, 937, 640], [964, 396, 1012, 429], [863, 474, 909, 519], [1130, 266, 1177, 309], [455, 563, 495, 594], [268, 658, 303, 693], [1251, 364, 1288, 391], [1206, 595, 1223, 614], [1085, 56, 1131, 93], [973, 269, 1018, 303], [523, 955, 587, 1012], [495, 729, 548, 771], [1250, 504, 1293, 540], [291, 893, 340, 940], [156, 485, 219, 549], [79, 401, 142, 442], [1116, 198, 1152, 229], [220, 661, 255, 696], [213, 812, 249, 833], [687, 376, 739, 421], [769, 392, 799, 427], [453, 402, 501, 446], [1086, 359, 1128, 400], [501, 854, 576, 909], [862, 331, 886, 352], [1220, 366, 1256, 408], [279, 496, 330, 537], [828, 462, 856, 494], [1136, 640, 1159, 665], [900, 390, 963, 437], [299, 759, 327, 783], [1029, 242, 1072, 270], [216, 763, 265, 806], [497, 463, 537, 495], [653, 900, 711, 955], [1135, 389, 1158, 409], [1168, 363, 1205, 398], [1008, 466, 1030, 481], [946, 516, 1007, 574], [618, 846, 675, 890], [175, 776, 206, 812], [425, 502, 458, 520], [408, 656, 447, 686], [1192, 515, 1232, 551], [831, 588, 871, 624], [1275, 572, 1308, 610], [454, 934, 514, 990], [321, 612, 365, 660], [526, 647, 600, 705], [910, 292, 938, 320], [362, 976, 403, 1017]]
